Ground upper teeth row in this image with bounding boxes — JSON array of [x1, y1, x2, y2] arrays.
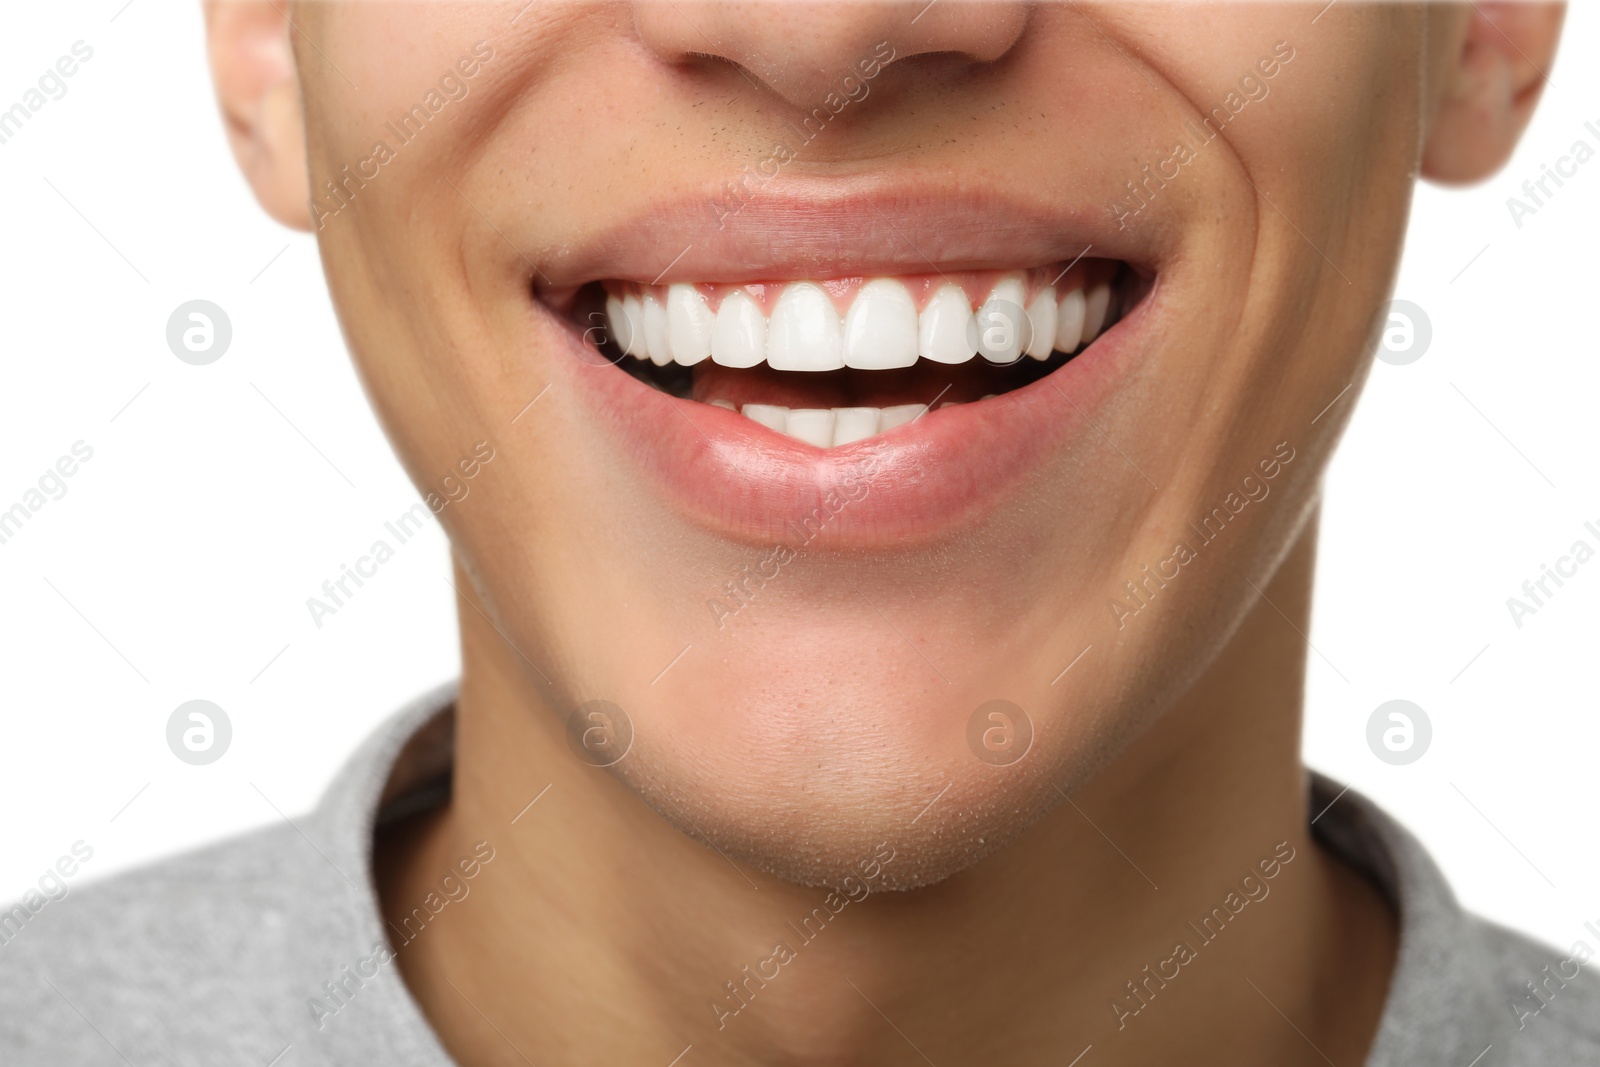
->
[[603, 274, 1115, 372]]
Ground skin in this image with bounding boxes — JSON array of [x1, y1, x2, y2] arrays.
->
[[209, 2, 1563, 1064]]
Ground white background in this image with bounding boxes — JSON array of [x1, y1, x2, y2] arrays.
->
[[2, 3, 1596, 953]]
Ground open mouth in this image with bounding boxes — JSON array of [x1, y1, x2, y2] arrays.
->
[[573, 259, 1140, 448], [529, 185, 1167, 542]]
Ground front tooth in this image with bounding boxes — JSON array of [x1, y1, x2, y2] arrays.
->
[[667, 283, 714, 365], [879, 403, 927, 431], [712, 290, 767, 369], [1056, 288, 1085, 352], [975, 276, 1026, 364], [767, 283, 843, 372], [1025, 289, 1057, 360], [784, 408, 835, 447], [742, 403, 788, 432], [831, 407, 881, 446], [622, 294, 646, 357], [709, 398, 736, 411], [919, 285, 975, 365], [1082, 282, 1111, 342], [642, 292, 671, 366], [842, 279, 918, 370]]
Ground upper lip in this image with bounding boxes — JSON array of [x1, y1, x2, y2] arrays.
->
[[531, 175, 1170, 305]]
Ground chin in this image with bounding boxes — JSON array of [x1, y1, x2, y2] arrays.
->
[[603, 668, 1118, 891]]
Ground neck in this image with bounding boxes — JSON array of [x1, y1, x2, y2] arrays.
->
[[376, 518, 1395, 1067]]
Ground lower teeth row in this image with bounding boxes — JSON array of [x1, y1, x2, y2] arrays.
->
[[707, 399, 994, 448]]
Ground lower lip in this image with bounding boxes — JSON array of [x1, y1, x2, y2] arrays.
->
[[552, 300, 1147, 546]]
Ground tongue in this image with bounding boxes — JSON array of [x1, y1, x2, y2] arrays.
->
[[690, 360, 1032, 409]]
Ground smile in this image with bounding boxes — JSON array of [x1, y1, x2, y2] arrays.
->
[[534, 186, 1166, 543], [594, 260, 1134, 448]]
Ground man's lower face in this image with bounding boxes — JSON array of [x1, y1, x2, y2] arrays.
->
[[301, 1, 1424, 885]]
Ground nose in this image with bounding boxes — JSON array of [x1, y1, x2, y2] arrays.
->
[[633, 1, 1030, 108]]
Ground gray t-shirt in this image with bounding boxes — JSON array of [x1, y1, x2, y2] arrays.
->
[[4, 682, 1598, 1064]]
